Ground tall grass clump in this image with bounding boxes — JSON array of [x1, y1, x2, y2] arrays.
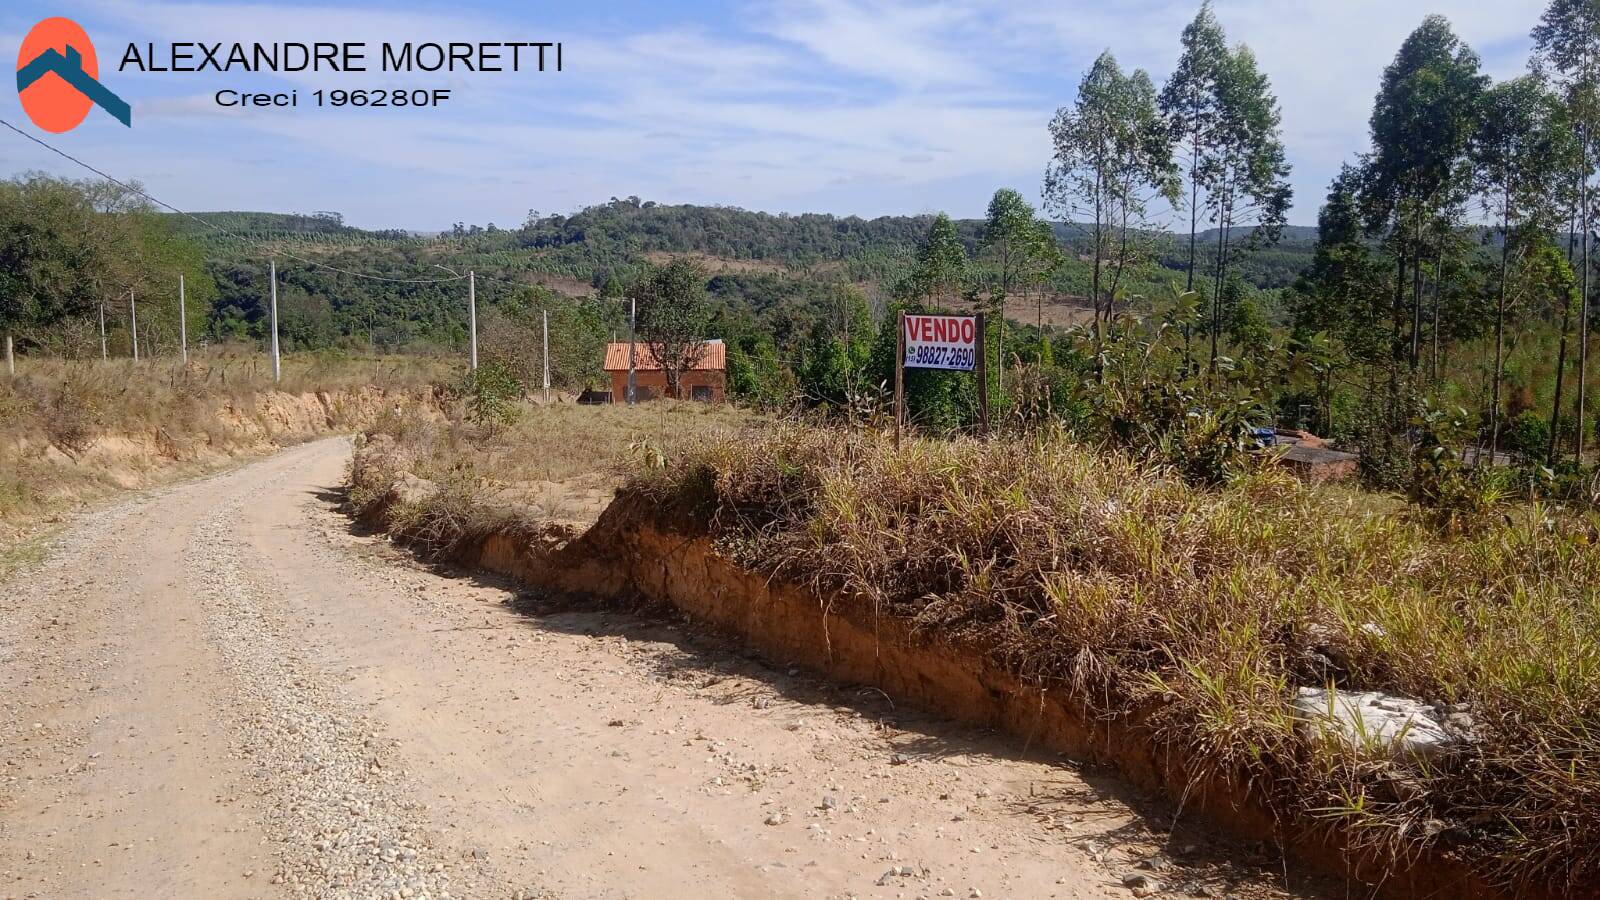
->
[[639, 422, 1600, 895]]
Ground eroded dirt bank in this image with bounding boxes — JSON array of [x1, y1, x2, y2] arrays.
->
[[1, 383, 443, 547], [1, 438, 1323, 899], [353, 458, 1537, 900]]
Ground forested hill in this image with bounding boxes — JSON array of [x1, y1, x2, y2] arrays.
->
[[179, 200, 1318, 293], [168, 198, 1318, 354]]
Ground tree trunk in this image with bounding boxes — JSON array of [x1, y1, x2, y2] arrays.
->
[[1209, 175, 1228, 374], [1576, 129, 1592, 463], [1489, 204, 1510, 465], [1091, 170, 1105, 378], [1388, 218, 1406, 430], [1440, 229, 1452, 379], [1551, 294, 1574, 467], [1410, 203, 1425, 373], [1186, 134, 1201, 292]]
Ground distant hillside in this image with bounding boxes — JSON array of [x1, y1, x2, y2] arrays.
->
[[168, 198, 1320, 355], [179, 200, 1318, 292]]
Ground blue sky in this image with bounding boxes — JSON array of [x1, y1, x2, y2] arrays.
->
[[1, 0, 1552, 231]]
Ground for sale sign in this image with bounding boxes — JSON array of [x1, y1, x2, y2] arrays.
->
[[902, 314, 978, 371]]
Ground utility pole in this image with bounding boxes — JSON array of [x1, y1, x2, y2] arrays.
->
[[129, 288, 139, 361], [4, 333, 12, 377], [269, 260, 281, 383], [976, 313, 989, 433], [178, 273, 188, 365], [626, 297, 637, 405], [468, 270, 478, 371], [542, 308, 551, 403], [99, 298, 107, 360]]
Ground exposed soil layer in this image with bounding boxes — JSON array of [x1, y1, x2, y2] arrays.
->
[[363, 483, 1554, 900]]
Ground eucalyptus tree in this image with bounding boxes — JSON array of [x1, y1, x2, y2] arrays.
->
[[1420, 163, 1474, 381], [906, 213, 968, 304], [1198, 44, 1291, 371], [1045, 51, 1177, 363], [1159, 0, 1228, 292], [1540, 244, 1583, 465], [1296, 165, 1391, 369], [1027, 219, 1065, 332], [1471, 75, 1578, 460], [1363, 16, 1487, 380], [1532, 0, 1600, 458], [981, 188, 1052, 390]]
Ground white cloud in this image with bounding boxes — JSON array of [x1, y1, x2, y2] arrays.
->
[[0, 0, 1561, 228]]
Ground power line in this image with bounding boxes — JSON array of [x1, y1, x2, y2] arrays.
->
[[0, 116, 468, 285]]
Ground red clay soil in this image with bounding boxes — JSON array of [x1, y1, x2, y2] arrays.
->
[[373, 488, 1563, 900]]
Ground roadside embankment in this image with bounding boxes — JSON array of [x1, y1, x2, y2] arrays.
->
[[350, 419, 1597, 900], [0, 350, 449, 543]]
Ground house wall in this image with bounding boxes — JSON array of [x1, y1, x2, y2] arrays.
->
[[607, 369, 725, 402]]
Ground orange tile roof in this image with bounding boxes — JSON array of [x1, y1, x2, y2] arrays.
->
[[603, 340, 725, 372]]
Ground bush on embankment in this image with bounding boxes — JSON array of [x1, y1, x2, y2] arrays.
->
[[631, 422, 1600, 897]]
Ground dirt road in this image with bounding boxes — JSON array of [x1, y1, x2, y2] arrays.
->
[[0, 439, 1321, 900]]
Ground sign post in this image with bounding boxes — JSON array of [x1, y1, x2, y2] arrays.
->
[[894, 310, 905, 448], [975, 313, 988, 432], [896, 311, 987, 439]]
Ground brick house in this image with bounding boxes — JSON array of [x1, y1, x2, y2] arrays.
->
[[1267, 429, 1359, 482], [602, 339, 726, 402]]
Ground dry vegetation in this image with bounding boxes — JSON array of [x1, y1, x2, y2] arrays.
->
[[629, 423, 1600, 896], [348, 399, 761, 554], [0, 347, 452, 538]]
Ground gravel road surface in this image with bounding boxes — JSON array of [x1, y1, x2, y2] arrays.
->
[[1, 438, 1322, 899]]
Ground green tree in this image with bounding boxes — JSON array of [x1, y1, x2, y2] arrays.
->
[[1472, 75, 1578, 458], [1528, 242, 1583, 463], [1025, 219, 1065, 332], [904, 213, 968, 303], [1045, 51, 1177, 363], [1532, 0, 1600, 458], [633, 258, 712, 399], [1159, 0, 1229, 294], [799, 287, 874, 407], [1200, 43, 1292, 372], [981, 188, 1052, 393], [1363, 15, 1487, 382], [0, 176, 107, 358]]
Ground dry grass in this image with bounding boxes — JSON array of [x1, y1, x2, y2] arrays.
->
[[348, 399, 762, 551], [635, 422, 1600, 896], [0, 346, 453, 533]]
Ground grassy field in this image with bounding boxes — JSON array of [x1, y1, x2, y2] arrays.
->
[[628, 423, 1599, 895]]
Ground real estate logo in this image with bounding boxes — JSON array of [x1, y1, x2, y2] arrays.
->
[[16, 17, 132, 132]]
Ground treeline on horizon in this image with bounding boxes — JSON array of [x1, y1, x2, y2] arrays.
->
[[6, 0, 1600, 499]]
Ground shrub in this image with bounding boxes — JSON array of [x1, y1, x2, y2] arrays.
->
[[1505, 410, 1550, 460], [461, 361, 522, 429]]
